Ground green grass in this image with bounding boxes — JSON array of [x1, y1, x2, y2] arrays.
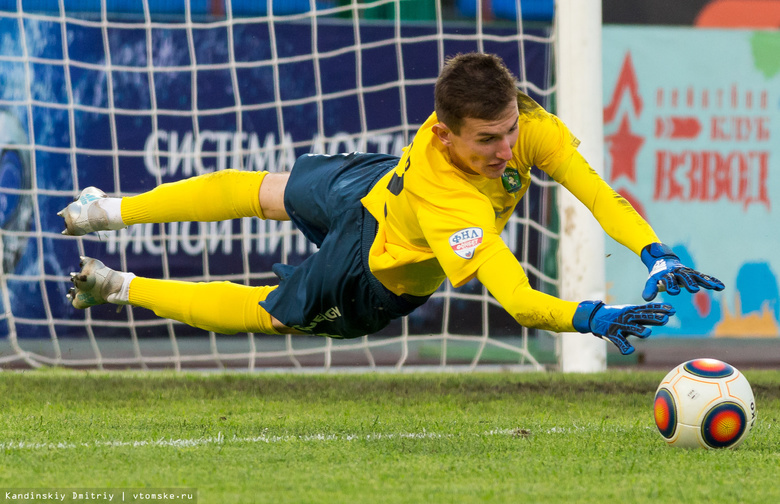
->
[[0, 369, 777, 503]]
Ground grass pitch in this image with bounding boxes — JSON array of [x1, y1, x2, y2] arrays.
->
[[0, 369, 777, 504]]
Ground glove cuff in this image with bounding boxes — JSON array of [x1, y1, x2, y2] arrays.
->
[[641, 242, 677, 270], [572, 300, 604, 333]]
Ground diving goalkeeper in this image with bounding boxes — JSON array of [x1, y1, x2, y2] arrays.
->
[[59, 53, 723, 355]]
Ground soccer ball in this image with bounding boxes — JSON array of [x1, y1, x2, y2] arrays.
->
[[653, 358, 756, 449]]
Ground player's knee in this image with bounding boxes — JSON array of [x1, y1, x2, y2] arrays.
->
[[259, 172, 290, 221], [271, 316, 304, 335]]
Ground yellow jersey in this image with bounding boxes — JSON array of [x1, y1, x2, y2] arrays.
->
[[361, 93, 659, 330]]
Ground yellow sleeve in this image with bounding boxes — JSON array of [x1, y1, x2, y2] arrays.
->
[[476, 248, 578, 333], [548, 150, 659, 256], [511, 95, 657, 256], [417, 191, 506, 289], [512, 94, 581, 175]]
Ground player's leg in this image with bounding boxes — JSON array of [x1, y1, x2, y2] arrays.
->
[[68, 256, 297, 335], [59, 170, 289, 236], [257, 171, 288, 221]]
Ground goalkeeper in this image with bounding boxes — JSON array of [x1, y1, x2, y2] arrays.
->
[[59, 52, 723, 355]]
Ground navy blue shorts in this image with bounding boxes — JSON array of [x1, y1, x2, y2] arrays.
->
[[260, 152, 430, 338]]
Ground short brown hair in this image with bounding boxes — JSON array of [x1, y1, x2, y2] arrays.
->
[[434, 53, 518, 134]]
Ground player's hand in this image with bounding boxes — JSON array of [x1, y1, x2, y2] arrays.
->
[[572, 300, 675, 355], [641, 243, 725, 301]]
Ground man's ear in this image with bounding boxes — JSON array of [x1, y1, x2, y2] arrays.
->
[[432, 122, 452, 146]]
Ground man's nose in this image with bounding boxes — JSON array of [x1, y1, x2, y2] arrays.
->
[[496, 138, 512, 160]]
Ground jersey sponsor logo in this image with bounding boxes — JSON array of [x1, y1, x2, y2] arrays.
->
[[293, 306, 342, 335], [449, 227, 483, 260]]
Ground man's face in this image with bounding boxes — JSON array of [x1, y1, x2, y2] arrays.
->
[[433, 101, 519, 179]]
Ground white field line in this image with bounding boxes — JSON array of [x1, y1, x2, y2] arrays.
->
[[13, 423, 776, 452], [0, 426, 676, 451], [0, 425, 665, 451]]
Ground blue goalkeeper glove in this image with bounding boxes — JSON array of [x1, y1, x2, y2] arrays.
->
[[641, 243, 725, 301], [572, 301, 676, 355]]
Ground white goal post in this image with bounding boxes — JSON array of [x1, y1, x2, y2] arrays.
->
[[555, 0, 607, 372], [0, 0, 603, 372]]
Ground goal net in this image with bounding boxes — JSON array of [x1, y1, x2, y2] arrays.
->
[[0, 0, 563, 371]]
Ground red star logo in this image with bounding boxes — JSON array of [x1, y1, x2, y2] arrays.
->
[[605, 114, 644, 183], [604, 53, 643, 123]]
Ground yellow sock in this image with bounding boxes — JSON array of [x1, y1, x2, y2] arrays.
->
[[128, 277, 281, 335], [121, 170, 268, 224]]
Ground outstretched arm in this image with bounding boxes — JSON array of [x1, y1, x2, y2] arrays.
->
[[476, 248, 674, 355], [548, 150, 659, 256], [548, 151, 725, 299], [476, 249, 578, 333]]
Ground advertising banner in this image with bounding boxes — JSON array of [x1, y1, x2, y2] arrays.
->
[[603, 26, 780, 338]]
